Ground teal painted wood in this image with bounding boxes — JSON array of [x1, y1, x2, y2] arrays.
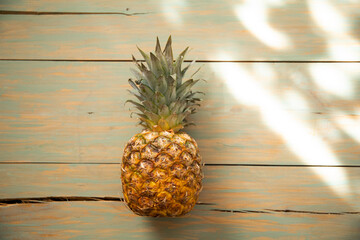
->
[[0, 0, 359, 238], [1, 164, 359, 213], [0, 202, 359, 240], [0, 0, 149, 12], [0, 0, 359, 61], [1, 0, 359, 17], [0, 61, 359, 165]]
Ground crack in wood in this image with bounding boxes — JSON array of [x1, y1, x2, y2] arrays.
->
[[265, 209, 360, 215], [0, 196, 124, 205], [0, 10, 150, 16], [1, 162, 360, 168], [1, 59, 360, 63], [205, 164, 360, 167], [212, 209, 271, 214], [0, 196, 215, 206], [212, 208, 360, 215], [1, 197, 358, 216]]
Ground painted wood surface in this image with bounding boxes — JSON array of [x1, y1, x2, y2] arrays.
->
[[1, 164, 359, 213], [1, 61, 359, 165], [1, 0, 360, 238], [0, 0, 359, 61], [1, 202, 359, 240]]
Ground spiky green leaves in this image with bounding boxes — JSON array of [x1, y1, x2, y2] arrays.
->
[[126, 36, 204, 132]]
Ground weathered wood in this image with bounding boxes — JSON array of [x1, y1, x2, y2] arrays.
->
[[1, 1, 359, 238], [1, 61, 359, 165], [1, 164, 359, 213], [0, 201, 359, 239], [0, 0, 359, 61]]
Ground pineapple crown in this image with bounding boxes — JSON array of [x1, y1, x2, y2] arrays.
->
[[126, 36, 204, 133]]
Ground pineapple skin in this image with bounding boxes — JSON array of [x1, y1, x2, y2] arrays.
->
[[121, 130, 203, 217]]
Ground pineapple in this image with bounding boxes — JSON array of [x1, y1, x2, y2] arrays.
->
[[121, 36, 204, 217]]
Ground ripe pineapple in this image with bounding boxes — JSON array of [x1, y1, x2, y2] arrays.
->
[[121, 36, 204, 217]]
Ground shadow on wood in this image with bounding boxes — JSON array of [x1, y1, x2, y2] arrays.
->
[[145, 206, 239, 240]]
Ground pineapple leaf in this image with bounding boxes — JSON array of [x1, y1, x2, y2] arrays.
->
[[139, 84, 155, 101], [159, 54, 170, 77], [157, 75, 168, 93], [127, 89, 144, 102], [125, 100, 147, 112], [128, 37, 205, 132], [183, 104, 201, 113], [165, 113, 178, 126], [144, 110, 160, 122], [191, 66, 202, 78], [178, 101, 189, 113], [131, 112, 147, 119], [171, 124, 184, 132], [142, 70, 157, 90], [185, 91, 205, 99], [168, 102, 176, 114], [184, 122, 196, 127], [150, 52, 162, 77], [158, 117, 170, 130], [165, 76, 177, 103], [174, 47, 189, 86], [154, 91, 166, 107], [155, 37, 162, 55], [177, 109, 192, 123], [132, 55, 156, 88], [181, 60, 196, 79], [139, 117, 155, 128], [189, 97, 202, 102], [128, 79, 140, 92], [130, 69, 143, 82], [170, 100, 185, 113], [159, 104, 170, 117], [177, 79, 200, 99], [138, 121, 148, 129], [163, 36, 174, 74], [137, 46, 152, 71], [155, 37, 170, 75], [132, 55, 145, 71], [142, 100, 157, 113]]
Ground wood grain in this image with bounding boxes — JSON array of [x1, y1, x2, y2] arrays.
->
[[0, 0, 359, 61], [1, 201, 359, 240], [1, 164, 359, 213], [1, 61, 359, 165], [1, 0, 359, 238]]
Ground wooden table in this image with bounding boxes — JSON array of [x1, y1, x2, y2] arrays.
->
[[1, 1, 360, 239]]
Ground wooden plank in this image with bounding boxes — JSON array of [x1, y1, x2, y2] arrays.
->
[[1, 61, 359, 165], [0, 0, 359, 61], [0, 0, 151, 12], [1, 0, 359, 17], [0, 202, 359, 239], [1, 164, 359, 213]]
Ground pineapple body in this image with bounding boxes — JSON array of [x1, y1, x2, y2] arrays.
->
[[121, 130, 203, 217], [122, 36, 205, 217]]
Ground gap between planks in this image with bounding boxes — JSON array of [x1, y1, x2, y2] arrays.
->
[[0, 59, 359, 63], [1, 162, 360, 167], [0, 10, 150, 16], [0, 196, 359, 215]]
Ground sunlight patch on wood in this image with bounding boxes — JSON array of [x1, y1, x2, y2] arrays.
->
[[235, 0, 292, 50], [211, 58, 352, 198]]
